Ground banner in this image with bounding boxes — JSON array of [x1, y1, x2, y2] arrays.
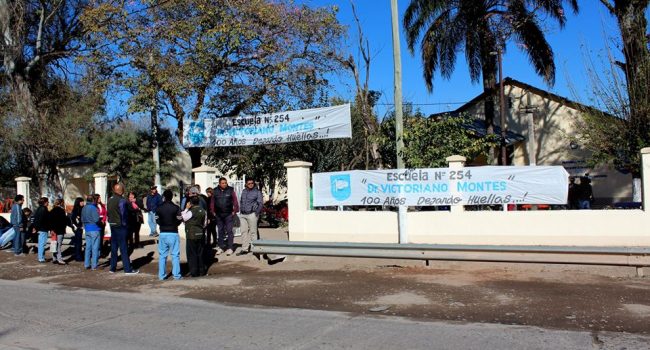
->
[[183, 104, 351, 147], [313, 166, 569, 207]]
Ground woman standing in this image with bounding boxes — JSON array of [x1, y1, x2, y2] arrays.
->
[[126, 191, 143, 252], [70, 197, 85, 261], [49, 199, 68, 265]]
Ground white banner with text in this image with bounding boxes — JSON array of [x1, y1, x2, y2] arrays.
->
[[313, 166, 569, 207], [182, 104, 351, 147]]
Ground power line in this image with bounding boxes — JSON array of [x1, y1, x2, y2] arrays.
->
[[376, 102, 467, 106]]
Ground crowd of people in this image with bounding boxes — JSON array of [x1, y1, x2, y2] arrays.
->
[[0, 177, 264, 280]]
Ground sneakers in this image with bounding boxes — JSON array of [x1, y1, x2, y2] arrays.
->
[[14, 253, 25, 257], [225, 249, 233, 256], [215, 248, 224, 255], [108, 270, 115, 274], [236, 250, 249, 256], [125, 270, 140, 275], [57, 260, 67, 265]]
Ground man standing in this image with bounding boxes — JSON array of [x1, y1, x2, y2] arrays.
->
[[182, 196, 207, 277], [237, 179, 263, 256], [146, 186, 162, 237], [156, 189, 182, 280], [81, 195, 101, 270], [210, 177, 239, 256], [205, 187, 217, 247], [10, 195, 25, 256], [107, 183, 138, 274]]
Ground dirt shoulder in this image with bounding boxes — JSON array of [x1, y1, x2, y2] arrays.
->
[[2, 228, 650, 335]]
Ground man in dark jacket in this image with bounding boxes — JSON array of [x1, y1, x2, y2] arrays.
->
[[146, 186, 162, 237], [237, 179, 263, 256], [32, 197, 50, 263], [156, 189, 182, 280], [210, 177, 239, 256], [107, 183, 138, 274]]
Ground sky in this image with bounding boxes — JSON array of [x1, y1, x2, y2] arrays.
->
[[303, 0, 632, 118], [114, 1, 642, 128]]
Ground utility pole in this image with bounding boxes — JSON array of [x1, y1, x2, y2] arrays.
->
[[497, 48, 507, 166], [390, 0, 407, 244], [151, 98, 161, 189]]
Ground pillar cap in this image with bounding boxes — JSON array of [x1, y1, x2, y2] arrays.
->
[[641, 147, 650, 154], [446, 155, 467, 162], [93, 172, 108, 178], [192, 165, 218, 173], [15, 177, 31, 182], [285, 161, 313, 168]]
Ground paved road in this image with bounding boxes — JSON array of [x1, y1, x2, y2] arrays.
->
[[0, 280, 648, 349]]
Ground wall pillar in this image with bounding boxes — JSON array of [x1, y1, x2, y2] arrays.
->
[[446, 155, 466, 213], [192, 165, 218, 193], [93, 173, 108, 204], [285, 161, 312, 241], [640, 148, 650, 211], [15, 177, 31, 209]]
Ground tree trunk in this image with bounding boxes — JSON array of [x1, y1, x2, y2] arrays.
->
[[616, 1, 650, 169], [188, 147, 203, 169]]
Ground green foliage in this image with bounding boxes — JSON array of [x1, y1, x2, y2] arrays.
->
[[379, 110, 499, 169], [87, 124, 178, 197], [82, 0, 345, 144]]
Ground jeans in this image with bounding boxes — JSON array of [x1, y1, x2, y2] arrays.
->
[[54, 234, 64, 262], [109, 226, 133, 273], [84, 231, 100, 269], [37, 231, 48, 261], [239, 213, 259, 252], [73, 229, 84, 261], [215, 214, 234, 250], [147, 212, 157, 235], [12, 226, 22, 254], [578, 200, 591, 209], [158, 232, 181, 280]]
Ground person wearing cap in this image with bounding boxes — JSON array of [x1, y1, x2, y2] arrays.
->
[[181, 195, 207, 277], [146, 185, 162, 237], [210, 177, 239, 255]]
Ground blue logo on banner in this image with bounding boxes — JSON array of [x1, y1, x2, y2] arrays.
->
[[330, 174, 351, 201], [188, 120, 206, 145]]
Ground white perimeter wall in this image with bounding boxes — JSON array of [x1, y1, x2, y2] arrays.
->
[[286, 148, 650, 247]]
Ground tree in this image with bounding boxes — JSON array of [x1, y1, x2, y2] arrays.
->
[[402, 0, 578, 160], [597, 0, 650, 177], [337, 1, 384, 169], [378, 106, 498, 168], [1, 0, 101, 194], [570, 1, 649, 201], [82, 0, 345, 167], [87, 123, 178, 196]]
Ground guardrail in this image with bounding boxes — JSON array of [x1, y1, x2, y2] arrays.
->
[[251, 240, 650, 277]]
